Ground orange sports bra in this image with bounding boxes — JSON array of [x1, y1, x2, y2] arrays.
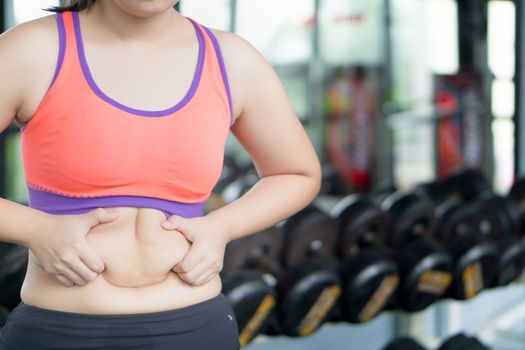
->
[[20, 11, 233, 220]]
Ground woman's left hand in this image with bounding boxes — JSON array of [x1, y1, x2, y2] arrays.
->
[[161, 215, 229, 286]]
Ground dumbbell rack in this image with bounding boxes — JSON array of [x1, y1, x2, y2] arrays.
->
[[242, 278, 525, 350], [241, 193, 525, 350]]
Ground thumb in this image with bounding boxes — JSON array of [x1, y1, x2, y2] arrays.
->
[[84, 208, 118, 227], [162, 215, 182, 230]]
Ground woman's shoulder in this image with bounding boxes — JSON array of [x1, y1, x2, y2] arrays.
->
[[206, 28, 270, 73], [0, 14, 58, 54], [0, 14, 59, 79], [205, 27, 275, 121], [0, 14, 62, 124]]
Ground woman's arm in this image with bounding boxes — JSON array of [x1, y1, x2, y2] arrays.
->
[[0, 21, 46, 246], [207, 31, 322, 241], [166, 30, 321, 286], [0, 19, 119, 286]]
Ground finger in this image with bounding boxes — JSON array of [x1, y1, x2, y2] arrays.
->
[[162, 215, 181, 230], [58, 265, 87, 286], [177, 260, 213, 285], [194, 270, 218, 286], [78, 246, 105, 273], [67, 257, 98, 283], [172, 248, 205, 274], [84, 208, 118, 228], [56, 274, 74, 287]]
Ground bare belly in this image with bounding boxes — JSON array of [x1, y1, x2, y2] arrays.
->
[[20, 207, 222, 314]]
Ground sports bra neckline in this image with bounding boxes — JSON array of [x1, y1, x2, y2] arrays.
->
[[71, 11, 206, 117]]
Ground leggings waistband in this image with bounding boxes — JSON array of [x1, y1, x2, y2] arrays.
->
[[0, 293, 240, 350], [15, 293, 227, 324]]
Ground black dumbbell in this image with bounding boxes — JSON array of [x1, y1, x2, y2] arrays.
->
[[221, 228, 280, 346], [274, 205, 343, 337], [0, 305, 9, 328], [382, 337, 427, 350], [222, 208, 342, 340], [438, 333, 490, 350], [379, 191, 454, 312], [331, 195, 400, 322], [509, 177, 525, 235], [0, 243, 28, 310], [468, 194, 525, 287], [417, 179, 500, 300], [446, 169, 525, 287]]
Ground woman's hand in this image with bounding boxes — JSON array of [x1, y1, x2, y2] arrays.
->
[[29, 208, 119, 287], [161, 215, 229, 286]]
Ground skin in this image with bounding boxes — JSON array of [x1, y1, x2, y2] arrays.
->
[[0, 0, 321, 313]]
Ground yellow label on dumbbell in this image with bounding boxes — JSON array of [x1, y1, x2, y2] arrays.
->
[[463, 262, 483, 299], [359, 275, 399, 323], [239, 294, 276, 347], [417, 270, 453, 295], [298, 284, 342, 337]]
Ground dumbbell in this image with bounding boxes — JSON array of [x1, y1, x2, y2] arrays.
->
[[275, 205, 343, 334], [0, 305, 9, 328], [509, 177, 525, 235], [331, 195, 400, 322], [222, 209, 342, 340], [417, 180, 500, 300], [438, 333, 489, 350], [382, 337, 427, 350], [0, 243, 28, 310], [468, 194, 525, 287], [379, 191, 454, 312], [442, 169, 525, 288], [221, 228, 280, 346]]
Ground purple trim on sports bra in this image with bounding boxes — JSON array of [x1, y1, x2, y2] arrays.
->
[[72, 11, 206, 117], [20, 13, 67, 134], [202, 26, 233, 128], [27, 187, 206, 220], [50, 13, 67, 89]]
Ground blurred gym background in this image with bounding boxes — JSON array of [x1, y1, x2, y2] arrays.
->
[[1, 1, 524, 350]]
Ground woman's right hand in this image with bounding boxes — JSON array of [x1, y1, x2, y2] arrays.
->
[[28, 208, 119, 287]]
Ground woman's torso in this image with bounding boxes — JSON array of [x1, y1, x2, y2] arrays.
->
[[15, 10, 229, 314], [22, 207, 222, 314]]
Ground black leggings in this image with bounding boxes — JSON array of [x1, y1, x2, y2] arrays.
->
[[0, 293, 240, 350]]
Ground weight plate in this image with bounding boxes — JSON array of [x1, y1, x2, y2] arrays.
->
[[280, 205, 338, 268], [383, 337, 427, 350], [277, 260, 342, 337], [331, 194, 388, 258], [443, 169, 491, 202], [438, 333, 488, 350], [469, 195, 516, 242], [222, 227, 282, 277], [0, 305, 9, 328], [0, 244, 28, 310], [509, 178, 525, 237], [381, 192, 436, 249], [448, 236, 499, 300], [339, 248, 399, 323], [434, 199, 477, 244], [396, 239, 453, 312], [493, 240, 525, 287], [222, 269, 277, 347]]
